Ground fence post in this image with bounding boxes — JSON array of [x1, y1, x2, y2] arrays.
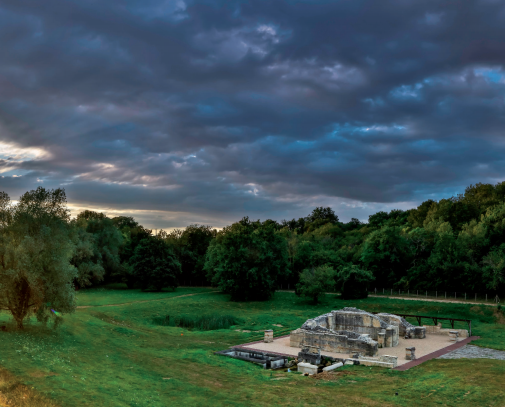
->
[[426, 291, 427, 298], [436, 291, 437, 298], [475, 293, 477, 301], [486, 294, 488, 302], [455, 292, 456, 299], [391, 289, 392, 295], [465, 293, 466, 300]]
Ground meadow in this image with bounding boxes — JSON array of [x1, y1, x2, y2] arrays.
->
[[0, 285, 504, 407]]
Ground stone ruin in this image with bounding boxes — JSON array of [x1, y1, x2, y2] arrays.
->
[[290, 307, 426, 357]]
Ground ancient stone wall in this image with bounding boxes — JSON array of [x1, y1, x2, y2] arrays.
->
[[377, 313, 426, 339], [290, 328, 379, 356], [331, 307, 400, 346]]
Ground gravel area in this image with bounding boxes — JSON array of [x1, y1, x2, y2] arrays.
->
[[241, 333, 459, 365], [437, 345, 505, 360]]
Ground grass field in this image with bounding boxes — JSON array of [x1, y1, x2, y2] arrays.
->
[[1, 286, 504, 406]]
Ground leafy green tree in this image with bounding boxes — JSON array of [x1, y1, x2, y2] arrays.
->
[[423, 199, 478, 231], [0, 187, 77, 329], [71, 223, 105, 287], [307, 207, 339, 224], [296, 264, 336, 303], [304, 207, 339, 232], [204, 217, 289, 301], [423, 221, 479, 291], [165, 225, 217, 286], [368, 211, 390, 229], [344, 218, 363, 231], [71, 213, 124, 287], [116, 225, 153, 287], [482, 244, 505, 295], [130, 237, 181, 291], [460, 183, 499, 213], [336, 265, 374, 300], [112, 216, 138, 231], [407, 200, 436, 228], [360, 226, 410, 288]]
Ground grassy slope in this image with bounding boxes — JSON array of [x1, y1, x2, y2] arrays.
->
[[0, 286, 504, 407]]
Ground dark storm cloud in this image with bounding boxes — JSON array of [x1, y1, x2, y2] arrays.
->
[[0, 0, 505, 227]]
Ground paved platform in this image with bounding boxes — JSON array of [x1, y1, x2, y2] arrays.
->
[[235, 334, 478, 369], [395, 336, 480, 370], [437, 344, 505, 360]]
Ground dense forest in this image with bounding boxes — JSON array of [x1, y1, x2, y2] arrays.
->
[[1, 182, 505, 327]]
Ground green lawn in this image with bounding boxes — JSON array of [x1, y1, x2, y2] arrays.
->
[[0, 286, 504, 406]]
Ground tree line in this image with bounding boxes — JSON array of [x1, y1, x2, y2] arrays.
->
[[1, 181, 505, 329]]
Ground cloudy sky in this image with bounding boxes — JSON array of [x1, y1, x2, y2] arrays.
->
[[0, 0, 504, 229]]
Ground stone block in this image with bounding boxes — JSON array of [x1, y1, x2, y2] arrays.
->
[[448, 331, 459, 342], [297, 362, 318, 375], [405, 347, 416, 360], [264, 329, 273, 343], [379, 355, 398, 366], [377, 330, 385, 348], [298, 345, 321, 365], [323, 362, 343, 371]]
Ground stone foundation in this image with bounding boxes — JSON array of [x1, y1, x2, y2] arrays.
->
[[377, 313, 426, 339], [423, 324, 468, 338], [290, 327, 379, 356]]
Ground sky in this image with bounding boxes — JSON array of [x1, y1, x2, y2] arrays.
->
[[0, 0, 504, 230]]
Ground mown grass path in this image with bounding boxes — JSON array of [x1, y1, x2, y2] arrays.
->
[[76, 291, 219, 309], [0, 286, 504, 406]]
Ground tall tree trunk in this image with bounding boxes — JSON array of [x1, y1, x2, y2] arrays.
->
[[9, 276, 31, 330]]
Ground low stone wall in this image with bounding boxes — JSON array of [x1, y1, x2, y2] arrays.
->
[[290, 328, 379, 357], [345, 354, 398, 368], [331, 308, 386, 339], [377, 313, 426, 339], [423, 324, 468, 338]]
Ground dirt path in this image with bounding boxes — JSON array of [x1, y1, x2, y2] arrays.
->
[[367, 294, 498, 307], [276, 290, 498, 307], [76, 291, 219, 309]]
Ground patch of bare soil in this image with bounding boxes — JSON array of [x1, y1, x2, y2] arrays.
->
[[0, 367, 56, 407], [493, 309, 505, 324], [470, 306, 485, 315], [29, 371, 58, 378], [310, 370, 356, 381]]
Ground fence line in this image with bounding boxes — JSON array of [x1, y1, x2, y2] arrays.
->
[[371, 288, 500, 304]]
